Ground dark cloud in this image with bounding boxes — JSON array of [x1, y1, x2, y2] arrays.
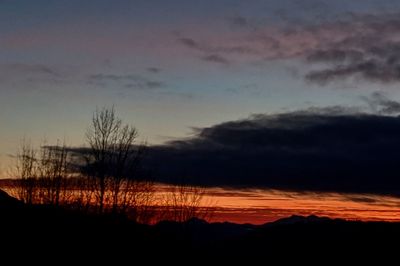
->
[[89, 73, 166, 90], [201, 54, 230, 65], [138, 106, 400, 196]]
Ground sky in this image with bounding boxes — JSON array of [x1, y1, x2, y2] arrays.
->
[[3, 0, 400, 212]]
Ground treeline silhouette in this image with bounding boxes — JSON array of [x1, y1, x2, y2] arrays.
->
[[5, 107, 211, 223]]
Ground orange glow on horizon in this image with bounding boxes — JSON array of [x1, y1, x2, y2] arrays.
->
[[199, 187, 400, 224], [2, 180, 400, 225]]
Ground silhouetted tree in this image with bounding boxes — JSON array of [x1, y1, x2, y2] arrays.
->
[[84, 107, 148, 214], [37, 142, 71, 206], [11, 140, 71, 205], [13, 139, 37, 204]]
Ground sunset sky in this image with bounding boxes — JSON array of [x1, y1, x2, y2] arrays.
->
[[2, 0, 400, 222]]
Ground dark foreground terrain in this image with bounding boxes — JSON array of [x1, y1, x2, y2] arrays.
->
[[1, 190, 398, 262]]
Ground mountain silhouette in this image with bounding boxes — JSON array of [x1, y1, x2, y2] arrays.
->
[[271, 214, 341, 225]]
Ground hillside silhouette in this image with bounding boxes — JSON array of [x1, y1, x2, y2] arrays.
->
[[1, 189, 398, 262]]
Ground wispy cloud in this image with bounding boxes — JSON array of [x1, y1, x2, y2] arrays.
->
[[88, 73, 166, 90], [201, 54, 231, 65], [178, 37, 257, 55], [0, 63, 59, 77], [146, 67, 162, 74], [263, 12, 400, 83], [362, 91, 400, 115], [178, 11, 400, 83], [177, 35, 259, 65], [227, 15, 249, 29], [0, 63, 72, 91], [178, 37, 201, 50]]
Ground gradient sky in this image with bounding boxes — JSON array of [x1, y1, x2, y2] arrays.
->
[[3, 0, 400, 177]]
